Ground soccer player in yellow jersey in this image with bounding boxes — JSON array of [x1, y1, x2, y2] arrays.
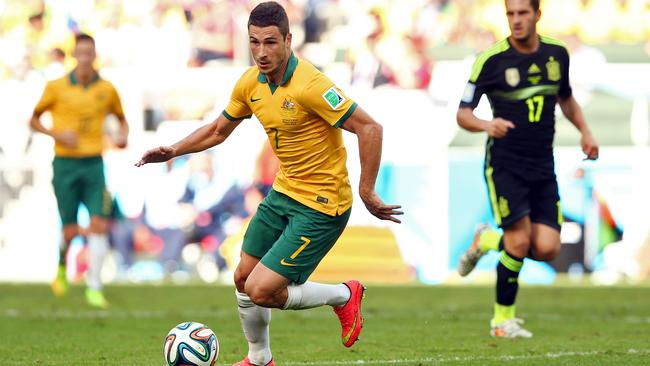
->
[[136, 2, 402, 365], [30, 33, 129, 308]]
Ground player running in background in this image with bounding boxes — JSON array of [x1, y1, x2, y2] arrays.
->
[[136, 2, 402, 365], [30, 33, 129, 308], [456, 0, 598, 338]]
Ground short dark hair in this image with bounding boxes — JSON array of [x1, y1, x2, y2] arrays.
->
[[75, 33, 95, 46], [248, 1, 289, 37], [505, 0, 540, 12], [51, 47, 65, 59], [28, 12, 44, 23]]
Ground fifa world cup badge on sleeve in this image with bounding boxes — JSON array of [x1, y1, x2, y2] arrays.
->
[[462, 83, 476, 103], [322, 87, 346, 110]]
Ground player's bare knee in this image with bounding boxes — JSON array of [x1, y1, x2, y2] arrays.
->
[[530, 236, 561, 261], [233, 270, 248, 293], [245, 284, 270, 307], [89, 216, 109, 234], [63, 232, 76, 243], [62, 225, 79, 243], [534, 245, 560, 261], [506, 237, 530, 257]]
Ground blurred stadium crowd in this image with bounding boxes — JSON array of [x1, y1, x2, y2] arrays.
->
[[3, 0, 650, 88]]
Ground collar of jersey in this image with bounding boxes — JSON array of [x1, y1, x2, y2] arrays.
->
[[257, 52, 298, 92], [68, 70, 100, 88]]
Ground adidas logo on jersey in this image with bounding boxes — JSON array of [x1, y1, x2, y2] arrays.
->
[[528, 63, 541, 74]]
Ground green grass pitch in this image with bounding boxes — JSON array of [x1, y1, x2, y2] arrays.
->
[[1, 284, 649, 365]]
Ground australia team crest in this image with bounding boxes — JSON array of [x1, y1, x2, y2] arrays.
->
[[280, 96, 297, 116]]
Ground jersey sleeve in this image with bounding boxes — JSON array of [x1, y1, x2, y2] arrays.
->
[[301, 73, 356, 128], [33, 81, 56, 115], [558, 47, 572, 99], [109, 85, 125, 119], [459, 56, 489, 109], [223, 75, 253, 121]]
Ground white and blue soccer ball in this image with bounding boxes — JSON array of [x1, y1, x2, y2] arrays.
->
[[163, 322, 219, 366]]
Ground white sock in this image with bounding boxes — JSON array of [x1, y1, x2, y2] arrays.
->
[[283, 281, 351, 310], [87, 233, 109, 290], [236, 290, 272, 365]]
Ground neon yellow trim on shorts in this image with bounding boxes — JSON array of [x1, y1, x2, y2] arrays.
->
[[485, 166, 501, 226]]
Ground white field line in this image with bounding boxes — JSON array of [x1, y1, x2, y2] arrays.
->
[[4, 349, 650, 366], [218, 349, 650, 366]]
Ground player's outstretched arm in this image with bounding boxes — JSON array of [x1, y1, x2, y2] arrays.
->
[[558, 95, 599, 160], [135, 113, 241, 167], [341, 106, 403, 223]]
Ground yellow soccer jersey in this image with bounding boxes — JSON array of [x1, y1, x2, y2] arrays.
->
[[224, 53, 356, 216], [34, 72, 125, 157]]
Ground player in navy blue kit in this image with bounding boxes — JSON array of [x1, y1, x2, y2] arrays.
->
[[456, 0, 599, 338]]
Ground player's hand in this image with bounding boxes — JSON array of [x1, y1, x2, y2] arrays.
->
[[54, 130, 78, 148], [114, 132, 128, 149], [359, 190, 403, 224], [581, 131, 599, 160], [486, 118, 515, 138], [135, 146, 177, 167]]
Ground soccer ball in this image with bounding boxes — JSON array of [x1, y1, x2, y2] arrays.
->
[[163, 322, 219, 366]]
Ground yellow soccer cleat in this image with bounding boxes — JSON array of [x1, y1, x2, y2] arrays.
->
[[85, 288, 109, 309], [51, 265, 69, 297]]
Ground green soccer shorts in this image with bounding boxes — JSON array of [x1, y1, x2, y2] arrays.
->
[[52, 156, 111, 225], [242, 189, 351, 284]]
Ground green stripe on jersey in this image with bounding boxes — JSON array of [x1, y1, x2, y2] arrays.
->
[[334, 102, 357, 128], [489, 84, 560, 101], [540, 35, 567, 48], [222, 110, 251, 121], [470, 39, 510, 82]]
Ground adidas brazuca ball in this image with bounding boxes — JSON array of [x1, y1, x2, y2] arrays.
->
[[163, 322, 219, 366]]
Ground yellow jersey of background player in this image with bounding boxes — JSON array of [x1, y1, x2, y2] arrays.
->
[[34, 72, 125, 157]]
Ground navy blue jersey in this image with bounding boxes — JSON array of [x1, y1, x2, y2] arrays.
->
[[459, 36, 572, 178]]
